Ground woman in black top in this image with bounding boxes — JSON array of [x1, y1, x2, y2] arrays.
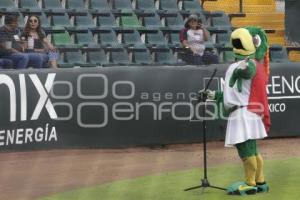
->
[[21, 15, 58, 68]]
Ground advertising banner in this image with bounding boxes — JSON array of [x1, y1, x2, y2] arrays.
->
[[0, 63, 300, 151]]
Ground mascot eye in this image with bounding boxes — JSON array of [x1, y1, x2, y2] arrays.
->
[[253, 34, 261, 47]]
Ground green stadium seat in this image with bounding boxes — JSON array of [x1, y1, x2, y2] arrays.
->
[[132, 49, 153, 65], [154, 49, 177, 65], [159, 0, 179, 12], [109, 48, 130, 65], [0, 0, 18, 13], [182, 0, 203, 14], [121, 30, 145, 47], [19, 0, 42, 12], [97, 13, 118, 28], [88, 0, 111, 12], [86, 49, 109, 66], [136, 0, 157, 12], [145, 30, 168, 47], [142, 13, 162, 29], [42, 0, 64, 13], [112, 0, 133, 13], [74, 14, 96, 28], [165, 13, 184, 29], [270, 44, 290, 63], [98, 29, 119, 47], [75, 31, 95, 46], [51, 13, 72, 28], [119, 14, 143, 29], [51, 31, 74, 47]]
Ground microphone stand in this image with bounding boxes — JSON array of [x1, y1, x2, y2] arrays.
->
[[184, 68, 226, 193]]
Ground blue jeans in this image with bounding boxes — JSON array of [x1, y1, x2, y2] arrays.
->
[[3, 52, 49, 69], [27, 52, 49, 68], [0, 58, 14, 69], [2, 53, 29, 69]]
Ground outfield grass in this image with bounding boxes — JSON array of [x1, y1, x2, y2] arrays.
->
[[39, 158, 300, 200]]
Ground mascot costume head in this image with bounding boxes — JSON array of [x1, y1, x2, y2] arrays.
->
[[230, 26, 270, 76]]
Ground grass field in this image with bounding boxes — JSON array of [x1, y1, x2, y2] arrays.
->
[[39, 158, 300, 200]]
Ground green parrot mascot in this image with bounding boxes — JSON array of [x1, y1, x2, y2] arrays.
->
[[205, 26, 271, 195]]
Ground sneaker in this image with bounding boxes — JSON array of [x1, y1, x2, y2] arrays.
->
[[256, 182, 269, 193], [227, 181, 257, 196]]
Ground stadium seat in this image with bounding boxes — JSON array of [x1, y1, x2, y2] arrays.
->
[[0, 0, 18, 13], [98, 29, 120, 47], [64, 50, 86, 67], [121, 30, 145, 48], [145, 30, 168, 47], [17, 13, 26, 28], [165, 13, 184, 29], [89, 0, 111, 12], [153, 49, 177, 65], [159, 0, 179, 12], [109, 48, 130, 65], [132, 49, 153, 65], [270, 44, 290, 63], [216, 32, 231, 47], [75, 30, 95, 46], [112, 0, 133, 13], [59, 50, 94, 68], [18, 0, 42, 12], [97, 13, 118, 28], [86, 49, 109, 66], [181, 0, 203, 14], [51, 13, 72, 29], [65, 0, 87, 12], [39, 12, 50, 29], [119, 14, 143, 29], [42, 0, 65, 13], [74, 14, 96, 28], [142, 13, 162, 29], [136, 0, 157, 12], [222, 50, 235, 63], [167, 32, 182, 47], [51, 31, 74, 47], [211, 14, 232, 29]]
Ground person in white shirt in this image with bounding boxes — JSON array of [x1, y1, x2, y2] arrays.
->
[[180, 15, 219, 65]]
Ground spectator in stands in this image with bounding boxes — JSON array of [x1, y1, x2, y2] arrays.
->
[[180, 15, 219, 65], [22, 15, 58, 68], [0, 58, 13, 69], [0, 14, 47, 69]]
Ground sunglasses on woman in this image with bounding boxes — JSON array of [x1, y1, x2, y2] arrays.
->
[[29, 19, 38, 23]]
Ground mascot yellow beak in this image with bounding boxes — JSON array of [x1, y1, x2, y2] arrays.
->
[[231, 28, 256, 57]]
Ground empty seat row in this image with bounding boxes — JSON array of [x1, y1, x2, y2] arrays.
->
[[57, 47, 180, 67], [1, 11, 212, 31], [0, 0, 203, 14], [50, 29, 182, 48]]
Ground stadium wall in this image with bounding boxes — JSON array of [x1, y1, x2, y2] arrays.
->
[[0, 63, 300, 151]]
